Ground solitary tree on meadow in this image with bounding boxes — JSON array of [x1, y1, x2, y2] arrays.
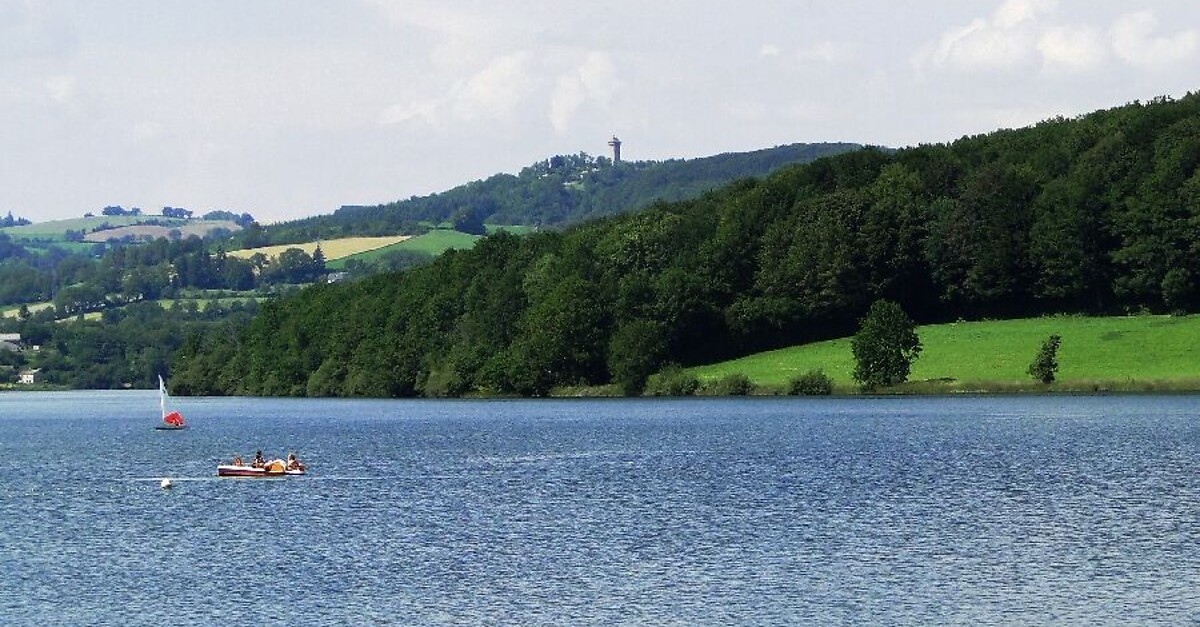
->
[[1028, 334, 1062, 384], [851, 299, 922, 389]]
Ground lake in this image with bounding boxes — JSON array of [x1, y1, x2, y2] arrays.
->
[[1, 392, 1199, 625]]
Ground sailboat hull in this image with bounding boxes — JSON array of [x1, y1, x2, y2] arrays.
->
[[157, 377, 187, 430]]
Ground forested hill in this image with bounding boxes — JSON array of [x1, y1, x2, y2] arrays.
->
[[258, 143, 861, 244], [173, 93, 1200, 398]]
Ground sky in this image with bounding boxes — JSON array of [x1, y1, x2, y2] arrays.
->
[[2, 0, 1198, 224]]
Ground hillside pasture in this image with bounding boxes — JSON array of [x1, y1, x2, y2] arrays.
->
[[83, 220, 240, 242], [2, 216, 239, 245], [0, 302, 54, 319], [227, 235, 410, 262], [688, 314, 1200, 390], [326, 230, 481, 269], [2, 216, 147, 240]]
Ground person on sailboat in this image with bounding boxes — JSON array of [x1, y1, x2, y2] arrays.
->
[[232, 454, 243, 466], [252, 450, 265, 468], [286, 452, 304, 471]]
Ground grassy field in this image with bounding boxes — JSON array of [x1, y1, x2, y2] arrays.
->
[[326, 230, 482, 269], [2, 216, 239, 248], [486, 224, 536, 236], [388, 230, 481, 254], [227, 235, 410, 262], [1, 216, 146, 239], [0, 302, 54, 319], [82, 220, 240, 242], [688, 314, 1200, 391]]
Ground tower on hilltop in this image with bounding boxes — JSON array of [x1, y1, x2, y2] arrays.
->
[[608, 135, 622, 163]]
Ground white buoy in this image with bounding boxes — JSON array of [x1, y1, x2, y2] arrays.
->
[[160, 478, 173, 489]]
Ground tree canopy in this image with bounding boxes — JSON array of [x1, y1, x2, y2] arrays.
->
[[851, 300, 922, 389]]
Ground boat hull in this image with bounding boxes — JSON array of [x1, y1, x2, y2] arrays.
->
[[216, 465, 267, 477], [155, 425, 187, 431], [216, 464, 305, 477]]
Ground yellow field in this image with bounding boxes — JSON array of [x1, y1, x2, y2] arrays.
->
[[0, 302, 53, 319], [226, 236, 410, 262]]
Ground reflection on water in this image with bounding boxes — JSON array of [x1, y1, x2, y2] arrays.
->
[[1, 393, 1199, 625]]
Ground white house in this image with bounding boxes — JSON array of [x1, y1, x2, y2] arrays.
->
[[18, 369, 40, 385]]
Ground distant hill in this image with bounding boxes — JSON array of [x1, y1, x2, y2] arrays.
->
[[83, 220, 241, 243], [257, 142, 862, 245], [1, 215, 241, 248]]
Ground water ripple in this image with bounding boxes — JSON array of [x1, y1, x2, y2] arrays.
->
[[1, 393, 1200, 624]]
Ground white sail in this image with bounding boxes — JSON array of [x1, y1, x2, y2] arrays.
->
[[159, 374, 167, 420]]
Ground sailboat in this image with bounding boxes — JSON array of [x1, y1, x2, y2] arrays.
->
[[155, 375, 187, 430]]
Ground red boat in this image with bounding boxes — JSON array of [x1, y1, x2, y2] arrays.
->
[[155, 375, 187, 431]]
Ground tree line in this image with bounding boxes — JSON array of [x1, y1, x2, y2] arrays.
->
[[1, 299, 258, 389], [0, 232, 327, 313]]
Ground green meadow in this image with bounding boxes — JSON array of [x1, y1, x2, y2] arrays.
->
[[688, 314, 1200, 392], [1, 216, 146, 240], [327, 229, 482, 269]]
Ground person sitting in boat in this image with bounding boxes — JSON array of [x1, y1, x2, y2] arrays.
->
[[232, 454, 243, 466], [252, 450, 265, 468], [286, 452, 305, 471]]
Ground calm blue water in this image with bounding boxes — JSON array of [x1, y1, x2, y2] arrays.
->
[[2, 392, 1200, 625]]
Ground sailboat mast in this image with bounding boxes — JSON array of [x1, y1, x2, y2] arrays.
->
[[159, 375, 167, 420]]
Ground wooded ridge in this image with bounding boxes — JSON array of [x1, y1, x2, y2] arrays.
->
[[172, 94, 1200, 397]]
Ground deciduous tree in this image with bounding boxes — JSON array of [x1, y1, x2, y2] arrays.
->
[[851, 299, 921, 389]]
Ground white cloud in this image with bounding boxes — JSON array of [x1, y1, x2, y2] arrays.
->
[[795, 41, 852, 65], [917, 0, 1085, 73], [759, 44, 782, 57], [42, 74, 74, 104], [382, 49, 618, 135], [993, 0, 1057, 29], [1112, 11, 1198, 68], [928, 15, 1036, 72], [915, 0, 1199, 77], [379, 99, 442, 128], [549, 51, 617, 133], [450, 52, 534, 122], [1038, 25, 1106, 73]]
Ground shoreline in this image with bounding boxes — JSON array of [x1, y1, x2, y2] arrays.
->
[[7, 378, 1200, 398]]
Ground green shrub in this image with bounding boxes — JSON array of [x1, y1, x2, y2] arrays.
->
[[705, 373, 754, 396], [787, 369, 833, 395], [421, 366, 469, 398], [644, 365, 700, 396], [1027, 334, 1062, 384]]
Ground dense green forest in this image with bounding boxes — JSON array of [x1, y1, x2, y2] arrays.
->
[[253, 143, 860, 245], [0, 230, 313, 387], [4, 143, 858, 387], [0, 232, 324, 311], [0, 299, 258, 388], [172, 94, 1200, 397]]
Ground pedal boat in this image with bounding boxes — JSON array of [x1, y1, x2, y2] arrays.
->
[[217, 459, 305, 477]]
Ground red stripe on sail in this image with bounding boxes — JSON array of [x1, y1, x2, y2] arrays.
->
[[164, 411, 185, 426]]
